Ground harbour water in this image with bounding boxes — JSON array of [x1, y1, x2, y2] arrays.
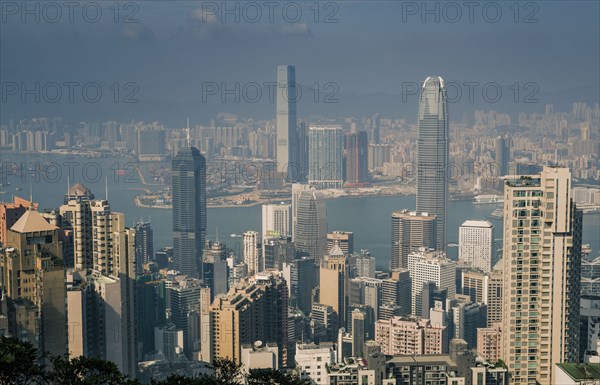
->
[[2, 153, 599, 268]]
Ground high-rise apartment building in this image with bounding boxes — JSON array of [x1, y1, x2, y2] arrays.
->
[[416, 76, 448, 252], [170, 277, 203, 359], [172, 146, 207, 279], [243, 231, 261, 275], [501, 167, 582, 385], [459, 220, 494, 272], [308, 125, 344, 189], [462, 268, 503, 326], [391, 210, 437, 270], [375, 316, 448, 355], [203, 273, 288, 367]]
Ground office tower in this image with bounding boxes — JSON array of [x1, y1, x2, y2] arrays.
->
[[243, 231, 261, 275], [391, 210, 436, 270], [420, 282, 448, 319], [262, 203, 292, 239], [154, 324, 184, 360], [310, 303, 337, 342], [276, 65, 299, 180], [582, 255, 600, 297], [1, 206, 67, 357], [349, 277, 382, 321], [283, 257, 317, 315], [383, 270, 412, 317], [408, 249, 456, 316], [308, 126, 344, 189], [262, 236, 295, 271], [203, 241, 229, 300], [136, 273, 167, 357], [416, 76, 448, 252], [375, 316, 448, 355], [295, 189, 328, 261], [204, 273, 288, 366], [155, 246, 173, 269], [344, 131, 369, 184], [297, 121, 309, 181], [450, 298, 487, 349], [319, 244, 349, 328], [327, 231, 354, 255], [170, 277, 203, 359], [134, 220, 154, 275], [462, 268, 503, 327], [291, 183, 310, 242], [355, 254, 376, 278], [495, 136, 510, 176], [580, 296, 600, 362], [351, 309, 366, 357], [458, 220, 494, 272], [228, 258, 248, 289], [172, 146, 207, 279], [502, 167, 582, 385]]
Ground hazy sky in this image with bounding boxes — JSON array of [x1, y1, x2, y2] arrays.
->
[[1, 1, 598, 124]]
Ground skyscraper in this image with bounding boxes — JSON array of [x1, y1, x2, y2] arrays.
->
[[291, 183, 310, 242], [495, 135, 510, 176], [172, 146, 206, 279], [391, 210, 437, 270], [243, 230, 261, 275], [458, 220, 494, 272], [407, 249, 456, 316], [262, 203, 291, 239], [501, 167, 582, 385], [416, 76, 448, 251], [319, 244, 349, 328], [344, 130, 369, 185], [327, 231, 354, 255], [277, 65, 299, 180], [134, 220, 154, 275], [294, 189, 328, 261], [308, 125, 344, 189]]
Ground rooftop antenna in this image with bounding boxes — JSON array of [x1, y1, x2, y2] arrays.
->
[[186, 117, 191, 147], [216, 226, 219, 243], [67, 173, 71, 195], [105, 176, 109, 201]]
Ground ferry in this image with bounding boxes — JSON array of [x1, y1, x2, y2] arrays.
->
[[474, 194, 503, 205], [487, 208, 503, 219]]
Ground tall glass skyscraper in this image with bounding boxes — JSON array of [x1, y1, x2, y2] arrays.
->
[[295, 188, 328, 261], [172, 147, 206, 278], [416, 76, 448, 251], [277, 65, 299, 180], [308, 125, 344, 189]]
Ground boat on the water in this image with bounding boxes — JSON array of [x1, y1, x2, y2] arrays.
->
[[474, 194, 503, 204]]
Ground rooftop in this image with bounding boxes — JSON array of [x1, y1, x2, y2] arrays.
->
[[557, 363, 600, 381], [461, 220, 493, 228], [10, 209, 56, 233]]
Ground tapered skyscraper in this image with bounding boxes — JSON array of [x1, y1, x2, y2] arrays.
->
[[277, 65, 299, 180], [172, 146, 206, 278], [416, 76, 448, 251]]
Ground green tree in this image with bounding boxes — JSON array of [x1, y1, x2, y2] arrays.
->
[[246, 369, 311, 385], [46, 355, 139, 385], [212, 358, 242, 385], [151, 375, 216, 385], [0, 336, 45, 385]]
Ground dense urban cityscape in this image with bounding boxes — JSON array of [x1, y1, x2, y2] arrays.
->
[[0, 2, 599, 385]]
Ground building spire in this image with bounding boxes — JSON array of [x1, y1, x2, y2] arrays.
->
[[29, 181, 34, 210], [105, 176, 109, 201], [186, 117, 191, 147], [216, 226, 219, 243]]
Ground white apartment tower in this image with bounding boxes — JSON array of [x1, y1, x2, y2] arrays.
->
[[459, 220, 494, 272]]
